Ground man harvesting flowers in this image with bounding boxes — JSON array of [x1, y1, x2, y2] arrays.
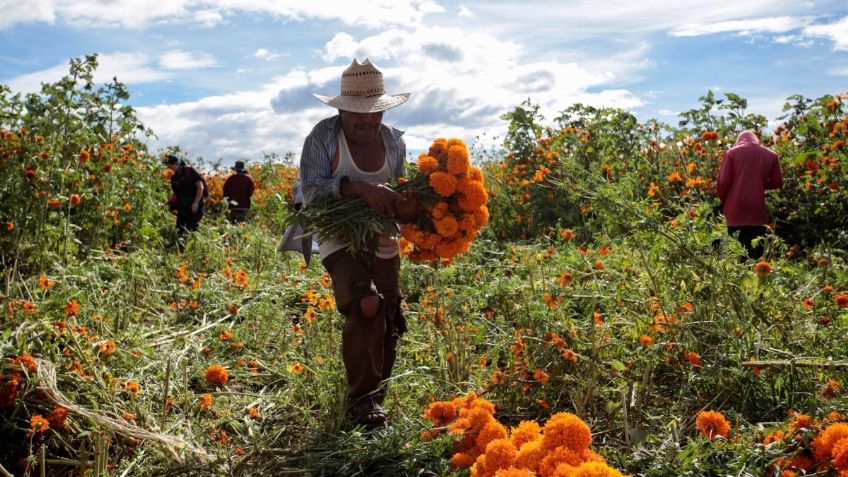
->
[[298, 58, 416, 429]]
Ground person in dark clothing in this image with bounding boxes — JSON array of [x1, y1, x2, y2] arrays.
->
[[165, 154, 205, 251], [222, 160, 255, 223]]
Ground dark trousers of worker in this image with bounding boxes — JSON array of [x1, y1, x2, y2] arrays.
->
[[728, 225, 767, 260], [322, 250, 403, 403], [228, 207, 249, 224], [175, 202, 204, 251]]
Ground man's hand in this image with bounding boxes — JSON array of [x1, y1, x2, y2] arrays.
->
[[343, 181, 402, 217], [394, 189, 419, 224]]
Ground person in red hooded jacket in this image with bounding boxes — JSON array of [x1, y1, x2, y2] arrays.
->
[[716, 130, 783, 259]]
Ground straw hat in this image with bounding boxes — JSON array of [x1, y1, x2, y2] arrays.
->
[[314, 59, 410, 113]]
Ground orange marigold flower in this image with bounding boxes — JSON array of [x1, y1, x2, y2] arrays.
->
[[434, 215, 460, 238], [457, 179, 488, 212], [47, 198, 61, 209], [47, 406, 68, 429], [639, 335, 654, 347], [29, 414, 50, 436], [695, 410, 731, 439], [124, 379, 141, 395], [233, 270, 248, 288], [197, 393, 213, 410], [477, 421, 509, 453], [515, 439, 545, 471], [667, 172, 683, 183], [218, 328, 233, 341], [289, 362, 305, 375], [417, 154, 440, 174], [98, 339, 117, 357], [647, 182, 659, 197], [510, 420, 542, 449], [560, 229, 576, 241], [533, 368, 550, 385], [38, 274, 54, 290], [62, 298, 79, 317], [79, 150, 90, 162], [813, 423, 848, 461], [568, 462, 625, 477], [542, 412, 592, 452], [822, 379, 842, 399], [424, 401, 457, 427], [12, 353, 38, 373], [447, 143, 470, 176], [538, 445, 583, 477], [593, 311, 604, 326], [701, 130, 719, 141], [832, 438, 848, 472], [228, 304, 239, 316], [562, 349, 577, 362], [685, 351, 702, 367], [429, 171, 458, 197], [790, 413, 814, 431], [304, 306, 318, 323], [482, 438, 516, 473], [451, 452, 476, 469], [754, 261, 772, 275], [5, 221, 13, 232], [835, 293, 848, 308], [248, 407, 260, 420], [468, 166, 484, 182], [556, 271, 572, 286], [205, 364, 229, 385], [70, 194, 81, 205]]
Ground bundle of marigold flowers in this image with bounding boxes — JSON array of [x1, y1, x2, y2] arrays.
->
[[422, 392, 625, 477], [285, 137, 488, 260], [399, 137, 489, 262]]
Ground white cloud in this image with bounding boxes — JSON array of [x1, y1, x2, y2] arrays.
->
[[4, 53, 170, 93], [137, 83, 328, 162], [254, 48, 284, 61], [458, 5, 473, 18], [159, 50, 219, 70], [0, 0, 443, 30], [0, 0, 55, 29], [133, 24, 651, 163], [670, 16, 812, 37], [803, 16, 848, 51]]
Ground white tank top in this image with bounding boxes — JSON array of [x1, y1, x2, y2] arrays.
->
[[318, 128, 400, 260]]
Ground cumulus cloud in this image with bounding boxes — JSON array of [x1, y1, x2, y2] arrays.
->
[[159, 50, 219, 70], [0, 0, 56, 29], [130, 22, 651, 162], [3, 53, 170, 93], [803, 15, 848, 51]]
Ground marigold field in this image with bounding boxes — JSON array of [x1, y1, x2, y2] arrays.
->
[[2, 56, 848, 476]]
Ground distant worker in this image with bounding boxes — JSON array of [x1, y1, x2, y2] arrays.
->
[[165, 154, 206, 251], [716, 130, 783, 259], [223, 160, 256, 223]]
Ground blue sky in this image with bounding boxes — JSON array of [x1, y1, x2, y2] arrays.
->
[[1, 1, 847, 165]]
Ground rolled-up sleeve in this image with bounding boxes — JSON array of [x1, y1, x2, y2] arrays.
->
[[300, 119, 342, 205]]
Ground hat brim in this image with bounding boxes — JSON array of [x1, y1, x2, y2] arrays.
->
[[313, 92, 410, 113]]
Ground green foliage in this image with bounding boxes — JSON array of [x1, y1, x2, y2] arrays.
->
[[3, 57, 848, 477]]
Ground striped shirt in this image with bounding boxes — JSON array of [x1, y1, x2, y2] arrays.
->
[[299, 115, 407, 205]]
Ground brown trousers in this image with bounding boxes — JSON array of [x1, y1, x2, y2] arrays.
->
[[322, 250, 404, 400]]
